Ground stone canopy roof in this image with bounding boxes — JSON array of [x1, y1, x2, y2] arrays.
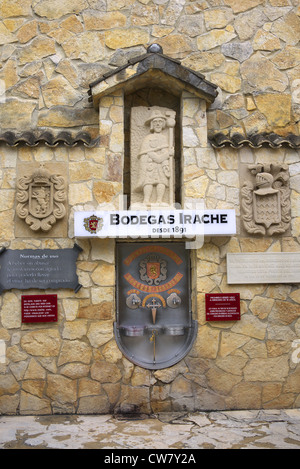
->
[[88, 43, 219, 108]]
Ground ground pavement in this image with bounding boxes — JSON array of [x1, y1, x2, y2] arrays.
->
[[1, 409, 300, 451]]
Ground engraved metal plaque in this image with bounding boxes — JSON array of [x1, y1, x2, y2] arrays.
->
[[21, 294, 58, 323], [206, 293, 240, 321], [0, 244, 82, 293], [114, 242, 197, 370]]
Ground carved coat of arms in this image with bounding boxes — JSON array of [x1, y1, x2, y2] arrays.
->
[[16, 164, 67, 232], [241, 164, 291, 236]]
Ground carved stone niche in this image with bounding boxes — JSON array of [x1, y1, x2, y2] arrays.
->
[[130, 106, 176, 208], [15, 163, 67, 237], [88, 44, 218, 210], [241, 163, 291, 236]]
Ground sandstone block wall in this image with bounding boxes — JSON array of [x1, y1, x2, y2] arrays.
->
[[0, 0, 300, 415], [0, 0, 299, 138]]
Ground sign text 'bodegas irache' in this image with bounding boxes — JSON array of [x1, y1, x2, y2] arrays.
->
[[74, 209, 236, 238]]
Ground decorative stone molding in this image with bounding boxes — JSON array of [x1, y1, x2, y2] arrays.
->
[[0, 131, 99, 147], [241, 163, 291, 236], [16, 164, 67, 232], [210, 132, 300, 149]]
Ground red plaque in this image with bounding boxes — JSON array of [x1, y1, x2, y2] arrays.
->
[[21, 294, 58, 323], [205, 293, 240, 321]]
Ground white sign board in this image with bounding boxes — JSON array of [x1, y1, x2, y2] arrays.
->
[[227, 252, 300, 284], [0, 340, 5, 364], [74, 209, 236, 238]]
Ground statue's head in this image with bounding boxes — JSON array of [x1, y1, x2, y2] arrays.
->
[[145, 110, 167, 132]]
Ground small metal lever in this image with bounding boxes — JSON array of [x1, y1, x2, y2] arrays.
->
[[126, 293, 141, 309], [167, 292, 181, 308]]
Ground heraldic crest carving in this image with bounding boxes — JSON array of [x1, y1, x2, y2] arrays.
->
[[241, 163, 291, 236], [16, 164, 67, 232]]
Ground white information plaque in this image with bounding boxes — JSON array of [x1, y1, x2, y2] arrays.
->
[[74, 209, 236, 238], [227, 252, 300, 284]]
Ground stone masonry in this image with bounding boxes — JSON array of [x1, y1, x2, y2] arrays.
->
[[0, 1, 300, 415], [0, 0, 299, 138]]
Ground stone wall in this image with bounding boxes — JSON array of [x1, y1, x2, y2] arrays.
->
[[194, 145, 300, 411], [0, 0, 300, 415], [1, 141, 299, 415], [0, 0, 299, 138]]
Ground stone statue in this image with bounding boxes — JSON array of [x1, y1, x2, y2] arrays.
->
[[130, 106, 176, 208]]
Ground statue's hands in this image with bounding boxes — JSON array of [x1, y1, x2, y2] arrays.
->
[[150, 152, 168, 163], [148, 151, 158, 161], [150, 148, 174, 163]]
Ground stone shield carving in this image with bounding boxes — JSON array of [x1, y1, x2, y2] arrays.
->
[[241, 163, 291, 236], [16, 164, 67, 232]]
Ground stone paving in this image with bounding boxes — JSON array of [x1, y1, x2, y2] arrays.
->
[[0, 409, 300, 450]]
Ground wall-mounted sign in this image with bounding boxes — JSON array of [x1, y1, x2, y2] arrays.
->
[[227, 252, 300, 284], [0, 244, 82, 293], [205, 293, 240, 321], [74, 209, 236, 238], [22, 294, 58, 323]]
